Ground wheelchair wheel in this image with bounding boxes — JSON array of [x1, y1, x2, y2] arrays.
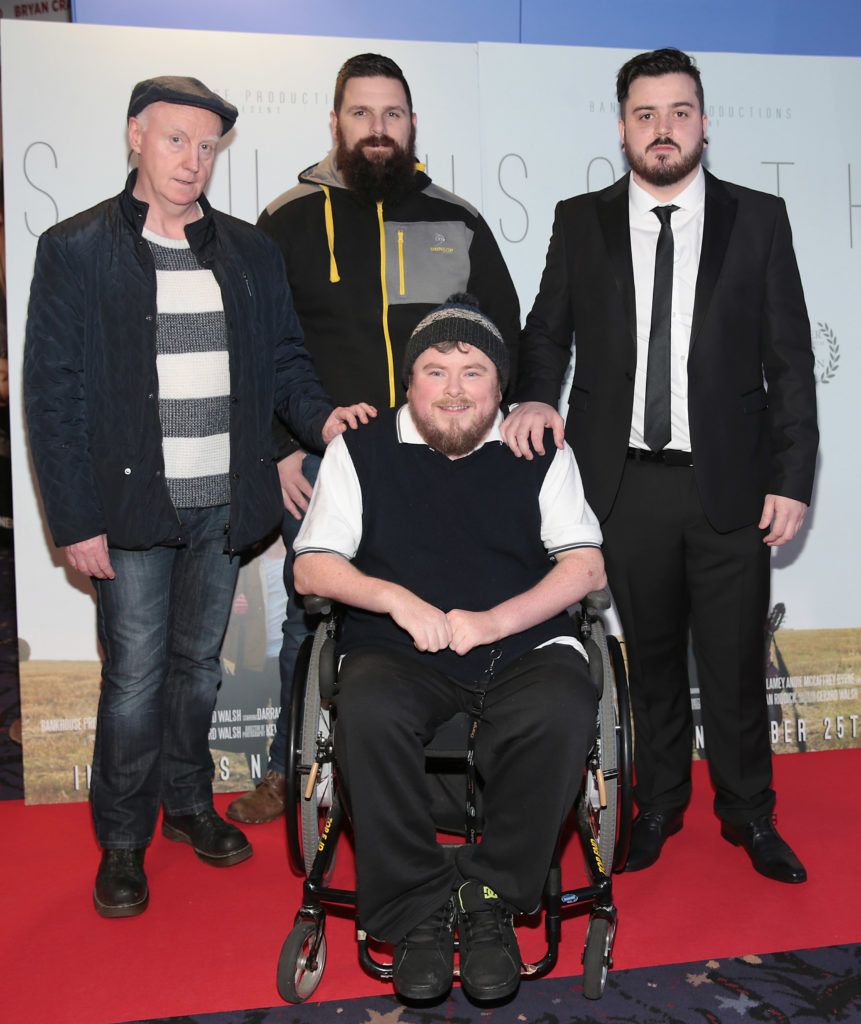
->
[[582, 914, 614, 999], [285, 634, 314, 874], [285, 622, 335, 877], [299, 622, 333, 875], [608, 635, 633, 871], [277, 919, 327, 1003], [589, 619, 633, 873]]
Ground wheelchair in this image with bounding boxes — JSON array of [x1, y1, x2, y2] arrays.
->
[[276, 590, 633, 1003]]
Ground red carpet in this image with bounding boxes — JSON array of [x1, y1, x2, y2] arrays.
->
[[3, 749, 860, 1024]]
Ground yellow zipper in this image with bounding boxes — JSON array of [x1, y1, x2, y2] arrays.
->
[[377, 201, 396, 407], [397, 229, 406, 296], [320, 184, 340, 283]]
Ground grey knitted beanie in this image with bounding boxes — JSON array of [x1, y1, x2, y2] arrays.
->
[[402, 293, 509, 391]]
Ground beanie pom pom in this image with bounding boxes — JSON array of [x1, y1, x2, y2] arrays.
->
[[445, 292, 480, 309]]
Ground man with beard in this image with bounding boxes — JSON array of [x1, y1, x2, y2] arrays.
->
[[502, 49, 817, 882], [227, 54, 520, 825], [293, 295, 604, 1002]]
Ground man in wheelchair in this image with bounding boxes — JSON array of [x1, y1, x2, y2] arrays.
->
[[293, 293, 606, 1002]]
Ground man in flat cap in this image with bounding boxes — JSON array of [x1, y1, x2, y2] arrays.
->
[[24, 76, 372, 918]]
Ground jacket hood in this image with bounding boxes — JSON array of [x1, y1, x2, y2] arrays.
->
[[298, 147, 431, 193]]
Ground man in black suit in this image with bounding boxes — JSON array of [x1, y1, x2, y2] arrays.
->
[[502, 48, 817, 883]]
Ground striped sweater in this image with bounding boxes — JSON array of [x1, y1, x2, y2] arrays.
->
[[145, 228, 231, 508]]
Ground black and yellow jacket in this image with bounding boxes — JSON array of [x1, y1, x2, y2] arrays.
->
[[258, 149, 521, 457]]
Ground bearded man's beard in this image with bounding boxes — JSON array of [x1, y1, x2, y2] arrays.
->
[[409, 400, 499, 459], [624, 134, 705, 188], [336, 125, 418, 203]]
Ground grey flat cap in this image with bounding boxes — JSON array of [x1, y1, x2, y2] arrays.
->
[[128, 75, 238, 135]]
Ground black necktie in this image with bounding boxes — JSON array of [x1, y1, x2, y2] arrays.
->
[[644, 204, 679, 452]]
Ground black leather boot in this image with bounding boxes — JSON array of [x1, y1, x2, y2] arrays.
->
[[162, 807, 252, 866], [93, 848, 148, 918]]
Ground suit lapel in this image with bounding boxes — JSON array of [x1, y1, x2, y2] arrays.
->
[[596, 174, 637, 351], [690, 171, 737, 351]]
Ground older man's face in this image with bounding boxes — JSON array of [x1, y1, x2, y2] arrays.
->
[[128, 101, 221, 217], [407, 344, 501, 458]]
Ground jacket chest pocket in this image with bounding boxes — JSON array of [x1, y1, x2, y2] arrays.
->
[[384, 221, 471, 305]]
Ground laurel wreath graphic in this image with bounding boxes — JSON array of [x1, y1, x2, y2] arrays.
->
[[815, 322, 839, 384]]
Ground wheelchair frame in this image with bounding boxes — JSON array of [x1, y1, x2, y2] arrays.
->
[[277, 591, 633, 1003]]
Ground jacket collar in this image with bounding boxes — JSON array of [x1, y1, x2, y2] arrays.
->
[[595, 172, 637, 353], [595, 168, 738, 354], [690, 169, 737, 352], [120, 170, 216, 253]]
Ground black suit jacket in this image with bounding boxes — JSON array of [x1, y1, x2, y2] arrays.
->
[[516, 170, 818, 533]]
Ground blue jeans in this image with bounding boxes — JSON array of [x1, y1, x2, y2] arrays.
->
[[91, 506, 240, 848], [268, 453, 321, 774]]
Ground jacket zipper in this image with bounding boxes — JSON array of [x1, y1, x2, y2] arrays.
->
[[397, 229, 406, 296], [376, 201, 396, 408], [320, 184, 341, 283]]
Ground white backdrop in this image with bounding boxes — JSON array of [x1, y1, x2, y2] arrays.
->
[[2, 22, 858, 708], [2, 20, 483, 660]]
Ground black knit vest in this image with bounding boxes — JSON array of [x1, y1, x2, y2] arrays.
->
[[339, 412, 575, 686]]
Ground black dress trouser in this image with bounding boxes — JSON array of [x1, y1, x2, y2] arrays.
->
[[333, 643, 597, 943], [601, 459, 775, 826]]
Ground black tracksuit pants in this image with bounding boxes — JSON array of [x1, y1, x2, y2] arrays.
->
[[333, 643, 597, 943]]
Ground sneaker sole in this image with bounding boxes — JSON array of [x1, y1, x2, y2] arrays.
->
[[458, 971, 521, 1002], [162, 823, 253, 867], [393, 978, 453, 1002]]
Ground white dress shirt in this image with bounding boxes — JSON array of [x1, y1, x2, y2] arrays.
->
[[628, 166, 705, 452]]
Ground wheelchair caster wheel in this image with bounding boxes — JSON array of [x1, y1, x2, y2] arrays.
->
[[277, 919, 327, 1003], [582, 915, 614, 999]]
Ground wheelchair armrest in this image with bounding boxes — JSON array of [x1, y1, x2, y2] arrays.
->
[[582, 588, 611, 613], [302, 594, 333, 617]]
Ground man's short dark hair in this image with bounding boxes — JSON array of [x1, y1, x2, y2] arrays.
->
[[616, 48, 704, 115], [333, 53, 413, 114]]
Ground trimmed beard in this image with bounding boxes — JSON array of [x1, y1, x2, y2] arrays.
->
[[624, 134, 704, 188], [336, 125, 418, 204], [409, 399, 499, 459]]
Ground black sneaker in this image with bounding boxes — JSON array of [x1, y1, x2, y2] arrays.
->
[[392, 898, 456, 1001], [456, 880, 521, 1001], [93, 848, 148, 918], [162, 807, 252, 866]]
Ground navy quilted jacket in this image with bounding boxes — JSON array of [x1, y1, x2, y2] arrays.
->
[[24, 172, 333, 554]]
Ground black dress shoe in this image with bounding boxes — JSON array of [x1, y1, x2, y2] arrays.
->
[[624, 808, 685, 872], [721, 815, 807, 883], [392, 898, 455, 1001], [456, 881, 521, 1002], [162, 807, 252, 866], [93, 848, 148, 918]]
